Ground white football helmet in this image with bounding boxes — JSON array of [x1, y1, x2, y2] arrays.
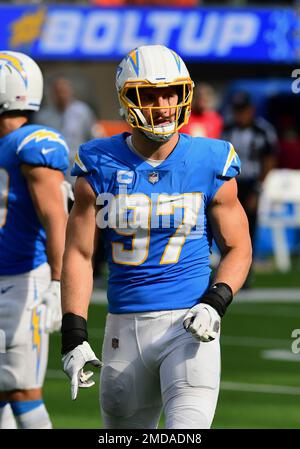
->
[[116, 45, 193, 141], [0, 51, 43, 115]]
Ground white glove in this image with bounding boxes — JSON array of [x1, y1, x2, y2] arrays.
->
[[28, 280, 62, 333], [62, 341, 102, 400], [183, 303, 221, 342]]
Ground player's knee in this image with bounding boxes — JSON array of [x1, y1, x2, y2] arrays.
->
[[166, 407, 211, 429], [163, 381, 218, 429], [100, 362, 136, 418]]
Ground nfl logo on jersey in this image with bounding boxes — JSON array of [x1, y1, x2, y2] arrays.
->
[[148, 172, 159, 184]]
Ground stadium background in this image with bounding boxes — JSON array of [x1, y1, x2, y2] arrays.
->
[[1, 0, 300, 428]]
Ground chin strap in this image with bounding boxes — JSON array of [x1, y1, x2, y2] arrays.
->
[[141, 128, 174, 142], [133, 107, 176, 141]]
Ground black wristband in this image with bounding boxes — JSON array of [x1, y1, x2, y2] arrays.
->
[[61, 313, 88, 355], [200, 283, 233, 318]]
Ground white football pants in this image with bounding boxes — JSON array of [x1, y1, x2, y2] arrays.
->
[[100, 309, 220, 429], [0, 263, 50, 391]]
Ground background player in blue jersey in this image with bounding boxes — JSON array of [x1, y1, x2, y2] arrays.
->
[[61, 45, 252, 428], [0, 51, 69, 428]]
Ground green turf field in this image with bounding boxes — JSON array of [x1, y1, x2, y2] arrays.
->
[[45, 285, 300, 429]]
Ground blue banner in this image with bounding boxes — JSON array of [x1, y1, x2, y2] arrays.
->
[[0, 5, 299, 62]]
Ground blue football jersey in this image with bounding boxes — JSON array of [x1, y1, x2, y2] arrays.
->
[[0, 124, 69, 275], [72, 133, 240, 313]]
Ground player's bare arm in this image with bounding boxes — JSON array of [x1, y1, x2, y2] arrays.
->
[[61, 176, 98, 319], [208, 178, 252, 294], [183, 178, 252, 342], [61, 177, 101, 400], [21, 164, 68, 334], [21, 164, 67, 281]]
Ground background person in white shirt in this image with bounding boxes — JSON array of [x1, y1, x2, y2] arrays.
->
[[35, 76, 97, 185]]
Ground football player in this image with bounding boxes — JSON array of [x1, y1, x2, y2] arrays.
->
[[61, 45, 252, 428], [0, 51, 69, 428]]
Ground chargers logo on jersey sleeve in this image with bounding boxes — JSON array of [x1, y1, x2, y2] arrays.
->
[[15, 128, 69, 172], [73, 150, 88, 174], [16, 129, 69, 154], [221, 143, 240, 178]]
